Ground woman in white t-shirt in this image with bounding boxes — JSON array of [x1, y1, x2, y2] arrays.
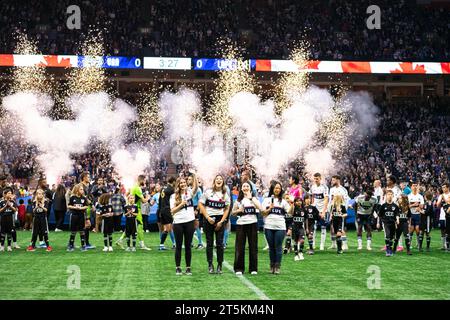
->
[[170, 177, 196, 276], [261, 181, 293, 275], [232, 182, 261, 275]]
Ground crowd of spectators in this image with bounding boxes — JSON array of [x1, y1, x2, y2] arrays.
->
[[0, 0, 448, 61]]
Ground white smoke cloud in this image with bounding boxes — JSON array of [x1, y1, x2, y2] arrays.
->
[[111, 148, 150, 190]]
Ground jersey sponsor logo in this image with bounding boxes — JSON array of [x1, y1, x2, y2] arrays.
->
[[243, 207, 256, 215], [313, 193, 325, 199], [205, 199, 226, 209], [269, 207, 286, 216], [293, 215, 305, 223]]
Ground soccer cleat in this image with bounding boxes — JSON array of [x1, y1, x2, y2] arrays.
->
[[307, 249, 314, 255], [358, 245, 363, 250], [208, 264, 215, 274], [235, 271, 243, 275], [38, 242, 47, 249], [185, 267, 192, 276], [140, 245, 152, 251], [216, 265, 223, 275], [125, 247, 131, 252], [250, 271, 258, 275], [46, 246, 53, 252], [103, 246, 109, 252], [273, 267, 280, 275], [299, 253, 305, 260], [367, 246, 372, 251], [196, 244, 204, 250], [0, 246, 4, 252], [397, 246, 404, 252], [319, 244, 324, 251], [158, 245, 167, 251], [263, 245, 269, 251], [131, 247, 136, 252], [13, 243, 21, 249], [294, 254, 300, 261], [342, 243, 348, 250], [85, 244, 96, 250], [66, 246, 74, 252], [176, 267, 182, 276], [26, 246, 36, 252], [7, 246, 12, 252], [108, 246, 113, 252], [80, 246, 88, 252]]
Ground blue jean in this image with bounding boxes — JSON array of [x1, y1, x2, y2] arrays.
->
[[265, 229, 285, 265]]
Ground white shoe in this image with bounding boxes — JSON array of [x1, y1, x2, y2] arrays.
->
[[263, 245, 269, 251], [13, 243, 21, 249], [251, 271, 258, 275], [367, 246, 372, 251], [108, 246, 113, 252], [319, 244, 324, 251], [358, 245, 363, 250], [299, 253, 305, 260], [103, 246, 109, 252], [131, 247, 136, 252], [125, 247, 131, 252], [140, 245, 151, 251], [294, 254, 300, 261], [235, 271, 243, 275], [7, 246, 12, 252], [0, 246, 4, 252], [145, 230, 149, 233], [343, 243, 348, 250], [54, 228, 62, 232]]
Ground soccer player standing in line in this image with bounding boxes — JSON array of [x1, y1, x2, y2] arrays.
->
[[170, 177, 196, 275], [158, 177, 177, 250], [328, 176, 349, 250], [394, 195, 412, 255], [198, 174, 230, 274], [377, 190, 399, 256], [96, 193, 114, 252], [384, 175, 404, 251], [26, 189, 52, 252], [436, 183, 450, 250], [408, 181, 424, 248], [67, 184, 89, 252], [124, 194, 139, 252], [329, 195, 347, 254], [309, 173, 329, 251], [284, 175, 302, 254], [353, 188, 378, 251], [418, 191, 433, 252], [261, 181, 293, 274], [304, 194, 319, 255], [0, 188, 18, 252], [291, 197, 307, 261], [232, 182, 261, 275]]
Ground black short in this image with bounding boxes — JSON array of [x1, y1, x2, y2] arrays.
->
[[125, 218, 137, 237], [357, 214, 371, 226], [69, 212, 85, 232], [420, 216, 432, 233], [307, 221, 315, 235], [0, 215, 14, 234], [285, 219, 293, 230], [32, 215, 48, 235], [101, 217, 114, 234], [332, 217, 344, 233], [160, 212, 173, 225], [292, 226, 305, 242], [383, 222, 396, 240]]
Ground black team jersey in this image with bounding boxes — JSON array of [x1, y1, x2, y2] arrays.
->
[[69, 196, 88, 215], [158, 184, 174, 216], [91, 185, 108, 203], [398, 207, 412, 222], [305, 205, 319, 222], [124, 205, 139, 219], [423, 202, 434, 217], [292, 206, 307, 229], [32, 200, 49, 215], [97, 203, 113, 216], [0, 198, 17, 216], [378, 202, 399, 223], [443, 203, 450, 219]]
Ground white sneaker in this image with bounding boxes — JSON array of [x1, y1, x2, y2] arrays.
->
[[263, 245, 269, 251], [125, 247, 131, 252], [251, 271, 258, 275], [367, 246, 372, 251], [235, 271, 243, 275], [7, 246, 12, 252], [294, 254, 300, 261], [13, 243, 20, 249], [299, 253, 305, 260], [54, 228, 62, 232], [108, 246, 113, 252], [319, 244, 324, 251], [343, 243, 349, 250], [140, 245, 152, 251], [102, 246, 109, 252], [0, 246, 4, 252], [131, 247, 136, 252]]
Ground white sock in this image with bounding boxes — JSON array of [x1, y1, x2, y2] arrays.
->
[[367, 239, 372, 247], [358, 238, 362, 247], [320, 228, 326, 247]]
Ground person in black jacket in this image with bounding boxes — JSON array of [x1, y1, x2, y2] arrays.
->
[[53, 184, 67, 232]]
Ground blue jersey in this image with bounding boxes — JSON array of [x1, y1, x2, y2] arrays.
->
[[151, 192, 160, 210], [192, 188, 203, 207]]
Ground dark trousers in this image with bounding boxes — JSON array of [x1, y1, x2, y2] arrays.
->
[[265, 229, 285, 265], [54, 210, 65, 230], [173, 221, 195, 267], [204, 217, 225, 265], [113, 215, 122, 231], [234, 223, 258, 273], [142, 214, 149, 231], [31, 215, 49, 246]]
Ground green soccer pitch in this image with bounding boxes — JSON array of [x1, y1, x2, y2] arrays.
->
[[0, 230, 449, 300]]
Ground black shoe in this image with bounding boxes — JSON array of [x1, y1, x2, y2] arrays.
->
[[208, 264, 215, 274], [283, 248, 288, 254], [216, 264, 223, 274], [185, 267, 192, 275], [176, 267, 182, 275]]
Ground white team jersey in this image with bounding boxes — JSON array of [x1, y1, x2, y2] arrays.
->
[[439, 192, 450, 220], [408, 192, 424, 215], [374, 187, 383, 204], [329, 185, 350, 209], [310, 183, 329, 212]]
